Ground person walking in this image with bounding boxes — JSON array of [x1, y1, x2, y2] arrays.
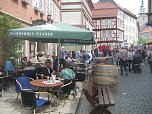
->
[[113, 48, 120, 68], [119, 47, 128, 76], [141, 49, 147, 65], [132, 51, 142, 73], [94, 47, 98, 57], [148, 48, 152, 73], [127, 49, 134, 72], [102, 46, 108, 57]]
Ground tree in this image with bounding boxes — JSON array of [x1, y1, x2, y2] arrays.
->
[[139, 36, 148, 45], [0, 13, 23, 65]]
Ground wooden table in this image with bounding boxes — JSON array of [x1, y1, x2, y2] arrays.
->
[[30, 79, 63, 88]]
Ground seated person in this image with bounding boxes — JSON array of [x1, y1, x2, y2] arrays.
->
[[59, 62, 75, 80], [42, 59, 54, 77], [5, 57, 16, 75], [29, 55, 38, 63], [23, 61, 35, 71], [0, 66, 7, 76], [59, 62, 76, 95], [23, 61, 36, 79], [21, 56, 28, 67]]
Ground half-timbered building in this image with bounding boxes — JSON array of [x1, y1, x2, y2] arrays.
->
[[92, 0, 138, 48]]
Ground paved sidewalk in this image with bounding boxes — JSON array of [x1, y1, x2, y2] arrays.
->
[[1, 63, 152, 114], [0, 82, 82, 114], [76, 63, 152, 114]]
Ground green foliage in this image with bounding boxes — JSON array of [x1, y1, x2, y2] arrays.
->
[[139, 37, 148, 45], [0, 13, 23, 64]]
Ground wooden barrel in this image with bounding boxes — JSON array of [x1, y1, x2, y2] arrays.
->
[[93, 64, 119, 86], [93, 57, 114, 65]]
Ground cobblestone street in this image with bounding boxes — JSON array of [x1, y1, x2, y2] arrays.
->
[[76, 63, 152, 114]]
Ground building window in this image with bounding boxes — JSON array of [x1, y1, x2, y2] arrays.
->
[[107, 30, 112, 38], [124, 35, 128, 42], [129, 17, 131, 22], [103, 31, 106, 38], [102, 19, 112, 26], [133, 19, 135, 23], [117, 31, 123, 41], [96, 31, 101, 41], [143, 17, 145, 21], [129, 26, 131, 32], [39, 0, 44, 13], [124, 14, 126, 19], [46, 0, 52, 15], [33, 0, 40, 11], [101, 30, 112, 40]]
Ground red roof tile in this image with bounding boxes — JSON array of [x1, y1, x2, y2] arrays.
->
[[92, 9, 118, 18], [93, 2, 119, 18], [93, 2, 118, 9], [92, 2, 136, 19], [141, 27, 152, 33]]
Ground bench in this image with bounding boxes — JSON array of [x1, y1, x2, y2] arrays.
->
[[83, 78, 115, 114]]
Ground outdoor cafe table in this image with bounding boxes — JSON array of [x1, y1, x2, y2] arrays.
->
[[30, 79, 63, 89]]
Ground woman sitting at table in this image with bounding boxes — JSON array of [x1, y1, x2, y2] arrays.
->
[[59, 62, 75, 80], [59, 62, 76, 96]]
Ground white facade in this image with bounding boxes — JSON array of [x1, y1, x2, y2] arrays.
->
[[123, 13, 138, 47], [61, 0, 93, 51], [38, 0, 61, 56]]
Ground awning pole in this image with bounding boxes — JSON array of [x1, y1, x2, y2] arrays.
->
[[57, 39, 60, 73]]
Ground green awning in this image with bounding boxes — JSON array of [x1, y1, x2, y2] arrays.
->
[[8, 23, 96, 44]]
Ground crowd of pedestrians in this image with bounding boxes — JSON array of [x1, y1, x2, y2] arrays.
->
[[111, 46, 152, 75], [92, 45, 152, 76], [4, 44, 152, 79]]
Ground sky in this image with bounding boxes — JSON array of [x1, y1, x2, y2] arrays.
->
[[92, 0, 148, 16]]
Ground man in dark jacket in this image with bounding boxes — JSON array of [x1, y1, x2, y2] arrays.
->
[[103, 46, 108, 57], [132, 51, 142, 73], [94, 48, 98, 57]]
